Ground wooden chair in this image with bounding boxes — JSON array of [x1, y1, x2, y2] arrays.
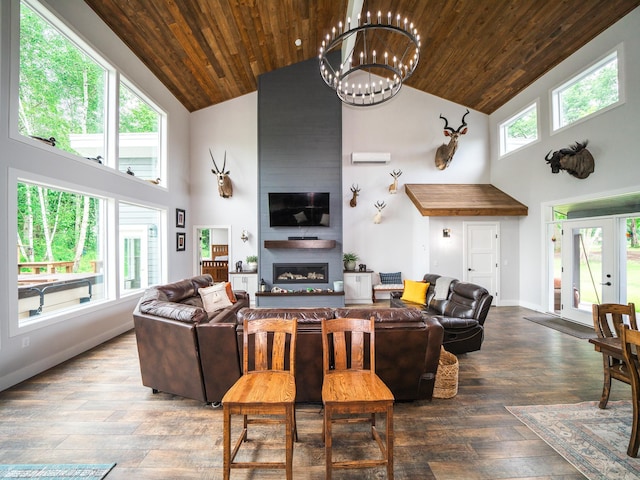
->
[[320, 316, 394, 479], [592, 303, 637, 408], [620, 324, 640, 456], [222, 317, 298, 480]]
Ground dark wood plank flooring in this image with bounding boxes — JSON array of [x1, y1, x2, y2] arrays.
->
[[0, 306, 628, 479]]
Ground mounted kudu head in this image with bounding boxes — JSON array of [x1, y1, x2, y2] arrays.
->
[[210, 149, 233, 198], [434, 108, 469, 170]]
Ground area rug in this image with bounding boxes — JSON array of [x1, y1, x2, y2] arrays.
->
[[0, 463, 115, 479], [507, 401, 640, 480], [523, 314, 597, 339]]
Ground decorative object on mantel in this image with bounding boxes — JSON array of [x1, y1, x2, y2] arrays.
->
[[240, 229, 249, 243], [209, 149, 233, 198], [318, 10, 420, 107], [343, 252, 358, 271], [349, 184, 360, 207], [435, 109, 469, 170], [388, 169, 402, 194], [245, 255, 258, 272], [545, 140, 595, 179], [373, 200, 386, 224]]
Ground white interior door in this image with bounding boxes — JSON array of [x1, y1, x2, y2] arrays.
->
[[560, 218, 616, 325], [464, 222, 499, 305]]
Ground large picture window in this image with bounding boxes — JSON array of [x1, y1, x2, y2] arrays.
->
[[552, 49, 621, 131], [17, 181, 106, 324], [19, 0, 107, 159]]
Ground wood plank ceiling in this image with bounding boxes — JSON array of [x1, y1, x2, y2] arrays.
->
[[83, 0, 640, 114]]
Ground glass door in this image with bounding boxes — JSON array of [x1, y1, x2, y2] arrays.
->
[[560, 218, 616, 325]]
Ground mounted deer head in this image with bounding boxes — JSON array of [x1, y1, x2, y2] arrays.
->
[[388, 169, 402, 194], [210, 149, 233, 198], [373, 200, 386, 224], [434, 108, 469, 170], [349, 184, 360, 207]]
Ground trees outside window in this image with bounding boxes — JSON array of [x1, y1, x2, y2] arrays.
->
[[552, 50, 621, 130], [500, 102, 538, 156]]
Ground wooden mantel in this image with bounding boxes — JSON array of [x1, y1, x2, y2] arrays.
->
[[405, 184, 528, 216]]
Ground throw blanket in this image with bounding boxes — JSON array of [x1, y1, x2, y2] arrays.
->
[[435, 276, 455, 300]]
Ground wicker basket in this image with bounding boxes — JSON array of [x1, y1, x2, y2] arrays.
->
[[433, 346, 459, 398]]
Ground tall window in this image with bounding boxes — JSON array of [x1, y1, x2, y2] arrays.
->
[[17, 181, 106, 323], [552, 49, 621, 131], [119, 82, 163, 182], [119, 203, 162, 294], [19, 1, 107, 159], [499, 102, 538, 156]]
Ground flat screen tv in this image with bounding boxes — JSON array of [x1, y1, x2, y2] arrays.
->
[[269, 192, 330, 227]]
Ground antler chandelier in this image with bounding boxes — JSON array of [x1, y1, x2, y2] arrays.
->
[[319, 10, 420, 107]]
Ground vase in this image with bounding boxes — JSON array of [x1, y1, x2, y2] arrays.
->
[[245, 262, 257, 272], [344, 261, 356, 271]]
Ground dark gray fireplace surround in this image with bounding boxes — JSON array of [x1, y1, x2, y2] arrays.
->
[[257, 56, 343, 307]]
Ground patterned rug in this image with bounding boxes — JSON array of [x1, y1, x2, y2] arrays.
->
[[507, 401, 640, 480], [0, 463, 115, 479]]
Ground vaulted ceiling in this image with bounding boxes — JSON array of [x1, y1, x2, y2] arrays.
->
[[84, 1, 639, 114]]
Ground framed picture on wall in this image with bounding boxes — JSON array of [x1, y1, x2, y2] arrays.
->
[[176, 208, 186, 228], [176, 232, 186, 251]]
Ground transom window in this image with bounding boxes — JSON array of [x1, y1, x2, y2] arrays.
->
[[552, 48, 621, 131], [499, 102, 538, 156]]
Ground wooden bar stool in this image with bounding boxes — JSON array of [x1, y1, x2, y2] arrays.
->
[[592, 303, 637, 408], [320, 316, 394, 479], [620, 324, 640, 456], [222, 317, 298, 480]]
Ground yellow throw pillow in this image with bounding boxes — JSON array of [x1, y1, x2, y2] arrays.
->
[[401, 280, 430, 305]]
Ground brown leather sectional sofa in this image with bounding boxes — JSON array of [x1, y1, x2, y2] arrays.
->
[[133, 274, 249, 404], [133, 275, 444, 404], [390, 273, 493, 354]]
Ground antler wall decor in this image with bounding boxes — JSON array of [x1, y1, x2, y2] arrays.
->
[[349, 184, 360, 207], [388, 169, 402, 194], [545, 140, 594, 179], [210, 149, 233, 198], [434, 109, 469, 170], [373, 201, 386, 224]]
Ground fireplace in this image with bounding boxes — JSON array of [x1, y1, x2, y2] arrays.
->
[[273, 263, 328, 284]]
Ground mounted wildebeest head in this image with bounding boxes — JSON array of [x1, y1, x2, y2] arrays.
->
[[435, 109, 469, 170], [210, 149, 233, 198], [545, 140, 595, 179]]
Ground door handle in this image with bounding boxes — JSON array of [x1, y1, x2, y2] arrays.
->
[[468, 268, 474, 271], [601, 282, 612, 286]]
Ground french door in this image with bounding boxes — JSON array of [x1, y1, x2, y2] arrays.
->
[[560, 218, 617, 325]]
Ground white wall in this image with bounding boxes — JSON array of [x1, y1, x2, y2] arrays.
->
[[0, 0, 191, 390], [189, 93, 259, 269], [342, 85, 492, 283], [489, 7, 640, 312]]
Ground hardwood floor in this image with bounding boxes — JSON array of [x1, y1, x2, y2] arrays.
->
[[0, 306, 628, 479]]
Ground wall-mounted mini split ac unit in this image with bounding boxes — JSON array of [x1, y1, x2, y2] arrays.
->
[[351, 152, 391, 164]]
